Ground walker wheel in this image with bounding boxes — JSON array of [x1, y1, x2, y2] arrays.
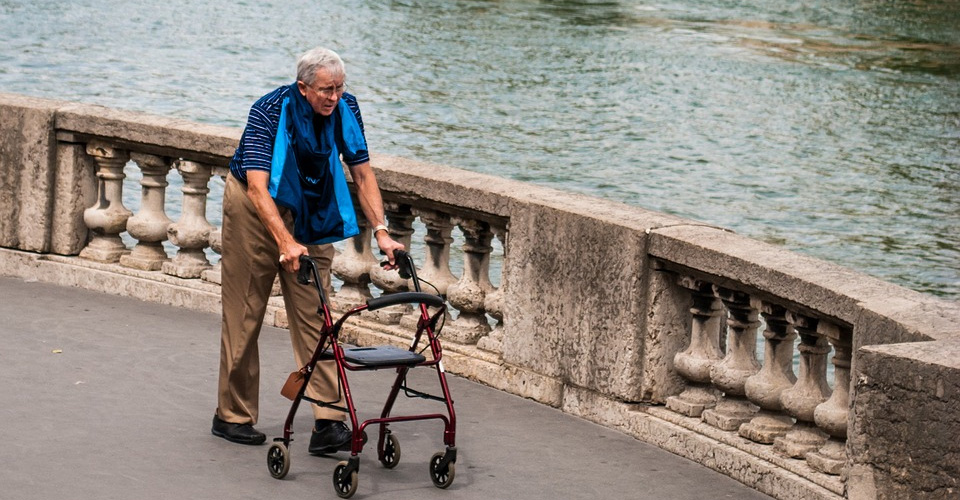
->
[[428, 451, 455, 488], [333, 460, 359, 498], [266, 442, 290, 479], [379, 433, 401, 469]]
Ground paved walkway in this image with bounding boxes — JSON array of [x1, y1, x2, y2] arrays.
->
[[0, 276, 772, 500]]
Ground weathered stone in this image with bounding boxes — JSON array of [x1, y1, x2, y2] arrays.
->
[[666, 385, 719, 417], [332, 221, 376, 309], [848, 341, 960, 499], [774, 424, 828, 458], [201, 227, 222, 285], [703, 397, 759, 431], [162, 160, 212, 278], [807, 438, 846, 475], [51, 142, 96, 254], [120, 152, 172, 271], [640, 269, 693, 401], [0, 94, 58, 252], [740, 412, 795, 444], [80, 142, 132, 263]]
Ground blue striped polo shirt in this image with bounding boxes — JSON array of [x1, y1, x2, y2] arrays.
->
[[228, 85, 369, 183]]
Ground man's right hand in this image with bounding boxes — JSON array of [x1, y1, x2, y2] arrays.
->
[[278, 241, 309, 274], [245, 170, 308, 274]]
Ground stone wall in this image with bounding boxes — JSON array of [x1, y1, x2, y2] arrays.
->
[[0, 94, 58, 252], [1, 92, 959, 500], [848, 340, 960, 499]]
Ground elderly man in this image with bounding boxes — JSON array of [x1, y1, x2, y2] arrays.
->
[[212, 47, 403, 454]]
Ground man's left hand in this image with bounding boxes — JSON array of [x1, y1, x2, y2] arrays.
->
[[376, 231, 405, 271]]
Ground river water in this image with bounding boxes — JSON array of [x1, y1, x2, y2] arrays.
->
[[1, 0, 958, 299]]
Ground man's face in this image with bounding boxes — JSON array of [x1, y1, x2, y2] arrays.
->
[[297, 67, 345, 116]]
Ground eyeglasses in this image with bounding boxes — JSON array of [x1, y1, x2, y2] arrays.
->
[[308, 82, 347, 98]]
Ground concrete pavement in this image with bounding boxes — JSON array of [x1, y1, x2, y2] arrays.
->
[[0, 276, 772, 500]]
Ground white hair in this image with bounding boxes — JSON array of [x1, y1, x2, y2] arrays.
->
[[296, 47, 345, 85]]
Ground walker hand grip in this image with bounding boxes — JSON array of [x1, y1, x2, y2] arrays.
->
[[297, 255, 313, 285], [366, 292, 444, 311], [394, 249, 413, 279]]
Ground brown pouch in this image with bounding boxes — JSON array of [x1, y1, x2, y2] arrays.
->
[[280, 368, 306, 401]]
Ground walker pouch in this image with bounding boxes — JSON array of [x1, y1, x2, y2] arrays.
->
[[280, 368, 306, 401]]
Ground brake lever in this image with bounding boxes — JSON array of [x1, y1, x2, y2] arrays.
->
[[380, 259, 412, 279]]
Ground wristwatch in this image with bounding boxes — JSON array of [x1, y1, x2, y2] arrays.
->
[[373, 224, 389, 234]]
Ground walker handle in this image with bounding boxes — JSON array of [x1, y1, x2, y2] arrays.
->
[[393, 249, 414, 279], [366, 292, 445, 311], [297, 255, 315, 285]]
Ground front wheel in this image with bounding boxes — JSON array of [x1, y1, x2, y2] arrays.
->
[[428, 451, 455, 488], [333, 460, 359, 498], [266, 442, 290, 479]]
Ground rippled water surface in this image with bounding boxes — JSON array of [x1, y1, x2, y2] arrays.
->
[[1, 0, 957, 298]]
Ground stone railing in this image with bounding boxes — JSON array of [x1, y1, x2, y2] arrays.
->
[[1, 92, 958, 500]]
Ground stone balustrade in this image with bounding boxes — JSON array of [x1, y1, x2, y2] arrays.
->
[[2, 92, 959, 500]]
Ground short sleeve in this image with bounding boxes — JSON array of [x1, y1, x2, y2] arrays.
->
[[341, 94, 370, 167], [238, 104, 277, 174]]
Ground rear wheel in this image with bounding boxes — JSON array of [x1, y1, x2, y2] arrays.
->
[[379, 433, 401, 469]]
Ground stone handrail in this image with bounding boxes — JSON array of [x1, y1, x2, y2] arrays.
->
[[1, 92, 958, 500]]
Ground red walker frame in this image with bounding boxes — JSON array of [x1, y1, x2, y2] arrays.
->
[[266, 250, 457, 498]]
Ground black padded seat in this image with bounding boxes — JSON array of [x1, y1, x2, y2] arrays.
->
[[340, 345, 426, 367]]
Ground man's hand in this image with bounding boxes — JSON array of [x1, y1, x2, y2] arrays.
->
[[245, 170, 308, 274], [376, 231, 405, 271], [278, 241, 310, 274], [349, 162, 406, 270]]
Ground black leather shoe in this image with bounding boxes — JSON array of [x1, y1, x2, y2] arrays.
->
[[309, 419, 352, 455], [211, 414, 266, 445]]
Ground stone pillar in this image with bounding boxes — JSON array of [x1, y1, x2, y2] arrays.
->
[[445, 218, 494, 344], [477, 228, 506, 354], [51, 141, 97, 255], [774, 313, 831, 458], [413, 208, 458, 295], [666, 277, 724, 417], [119, 153, 171, 271], [79, 142, 131, 263], [740, 302, 798, 443], [808, 323, 852, 475], [202, 171, 226, 285], [702, 287, 761, 431], [332, 218, 377, 309], [369, 203, 416, 324], [162, 160, 213, 278], [202, 226, 222, 284], [0, 97, 57, 253]]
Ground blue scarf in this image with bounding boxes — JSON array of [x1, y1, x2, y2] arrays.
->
[[268, 83, 365, 244]]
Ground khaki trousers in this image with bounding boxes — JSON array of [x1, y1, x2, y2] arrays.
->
[[216, 174, 344, 424]]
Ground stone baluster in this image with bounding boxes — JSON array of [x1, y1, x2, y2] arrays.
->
[[445, 218, 494, 344], [477, 228, 506, 354], [412, 208, 458, 295], [202, 227, 222, 284], [79, 142, 132, 263], [119, 153, 172, 271], [774, 313, 831, 458], [665, 277, 725, 417], [740, 302, 798, 443], [807, 323, 852, 475], [369, 203, 416, 324], [162, 160, 213, 278], [202, 171, 227, 285], [332, 217, 377, 309], [702, 287, 761, 431]]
